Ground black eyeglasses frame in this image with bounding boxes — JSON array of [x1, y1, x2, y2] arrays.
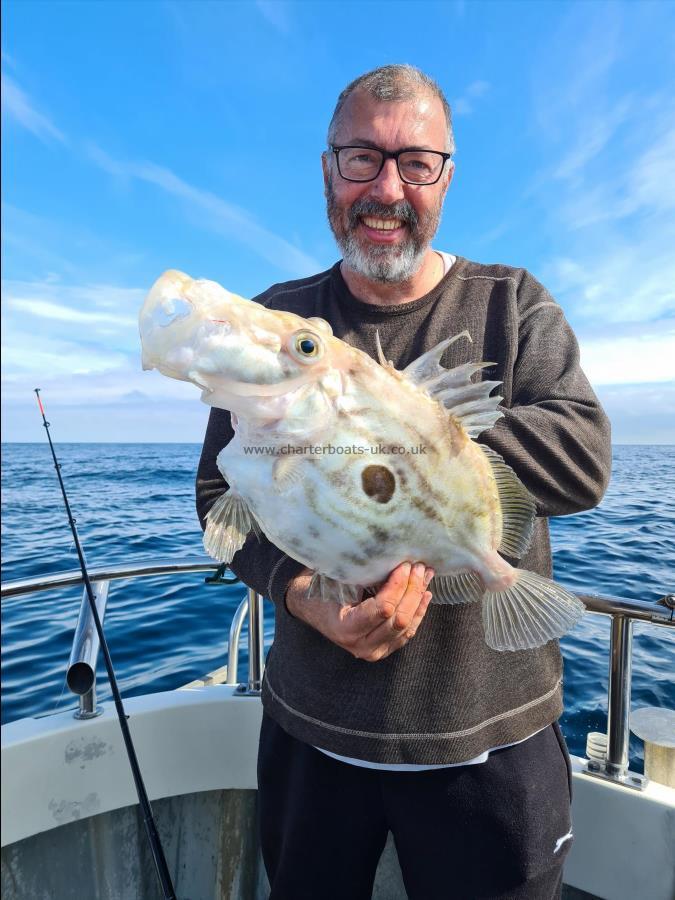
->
[[330, 145, 452, 185]]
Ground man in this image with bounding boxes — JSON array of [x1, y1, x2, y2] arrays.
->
[[197, 65, 611, 899]]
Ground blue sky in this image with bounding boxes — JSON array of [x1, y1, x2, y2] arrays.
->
[[2, 0, 674, 443]]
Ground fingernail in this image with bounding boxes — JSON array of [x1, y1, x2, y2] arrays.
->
[[424, 568, 434, 586], [401, 562, 412, 575], [413, 562, 425, 578]]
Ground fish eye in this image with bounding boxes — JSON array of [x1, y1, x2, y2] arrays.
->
[[290, 331, 323, 364]]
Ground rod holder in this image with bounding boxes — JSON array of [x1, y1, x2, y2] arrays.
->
[[67, 580, 109, 718]]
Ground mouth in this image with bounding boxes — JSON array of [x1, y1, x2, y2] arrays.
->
[[359, 216, 407, 242]]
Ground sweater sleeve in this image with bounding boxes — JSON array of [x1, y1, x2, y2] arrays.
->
[[195, 407, 307, 603], [480, 283, 612, 518]]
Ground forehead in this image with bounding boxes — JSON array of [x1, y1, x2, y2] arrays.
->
[[334, 89, 447, 150]]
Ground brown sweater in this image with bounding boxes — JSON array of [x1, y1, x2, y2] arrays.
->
[[196, 256, 611, 764]]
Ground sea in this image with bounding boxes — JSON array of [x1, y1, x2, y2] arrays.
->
[[1, 443, 673, 771]]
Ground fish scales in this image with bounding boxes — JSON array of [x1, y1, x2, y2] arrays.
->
[[139, 270, 585, 651]]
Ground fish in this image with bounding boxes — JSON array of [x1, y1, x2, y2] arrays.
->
[[139, 269, 586, 651]]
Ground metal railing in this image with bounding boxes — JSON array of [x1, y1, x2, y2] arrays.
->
[[2, 562, 673, 786]]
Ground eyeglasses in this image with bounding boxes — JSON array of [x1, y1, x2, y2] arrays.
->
[[331, 145, 452, 185]]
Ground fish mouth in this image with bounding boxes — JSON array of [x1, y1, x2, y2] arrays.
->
[[214, 372, 315, 399]]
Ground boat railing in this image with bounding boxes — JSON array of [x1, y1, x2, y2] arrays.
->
[[2, 559, 673, 788]]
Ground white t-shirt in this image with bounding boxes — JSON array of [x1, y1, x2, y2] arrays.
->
[[315, 727, 546, 771]]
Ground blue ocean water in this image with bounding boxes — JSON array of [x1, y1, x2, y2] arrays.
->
[[1, 443, 673, 770]]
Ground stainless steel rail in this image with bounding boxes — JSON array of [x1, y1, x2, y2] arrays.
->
[[1, 558, 221, 599], [576, 591, 673, 787], [226, 593, 249, 686], [2, 562, 672, 782]]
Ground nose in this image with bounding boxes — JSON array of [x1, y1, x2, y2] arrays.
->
[[368, 158, 406, 204]]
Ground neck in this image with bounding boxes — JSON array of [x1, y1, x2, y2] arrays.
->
[[340, 248, 444, 307]]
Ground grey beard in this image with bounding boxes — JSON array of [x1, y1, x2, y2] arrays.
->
[[326, 192, 434, 284], [338, 231, 427, 283]]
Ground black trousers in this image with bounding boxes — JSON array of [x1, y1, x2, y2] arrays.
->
[[257, 714, 574, 900]]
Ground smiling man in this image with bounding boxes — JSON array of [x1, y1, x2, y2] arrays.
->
[[324, 86, 452, 298], [197, 65, 611, 899]]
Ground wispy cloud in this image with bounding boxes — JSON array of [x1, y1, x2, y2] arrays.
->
[[87, 144, 321, 278], [1, 334, 129, 378], [7, 296, 137, 327], [255, 0, 291, 34], [544, 236, 675, 325], [525, 3, 675, 339], [1, 74, 66, 144], [453, 80, 490, 116], [553, 97, 632, 182], [1, 279, 146, 388], [3, 279, 144, 326]]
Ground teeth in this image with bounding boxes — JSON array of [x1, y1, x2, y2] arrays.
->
[[362, 217, 403, 231]]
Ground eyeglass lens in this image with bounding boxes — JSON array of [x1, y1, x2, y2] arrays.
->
[[337, 148, 445, 184]]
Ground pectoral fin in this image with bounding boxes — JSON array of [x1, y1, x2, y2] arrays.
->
[[272, 455, 307, 493], [307, 573, 362, 606], [203, 492, 259, 563]]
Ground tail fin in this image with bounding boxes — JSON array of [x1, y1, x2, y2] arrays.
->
[[482, 569, 585, 651]]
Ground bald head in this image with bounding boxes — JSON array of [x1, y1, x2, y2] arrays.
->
[[327, 64, 455, 155]]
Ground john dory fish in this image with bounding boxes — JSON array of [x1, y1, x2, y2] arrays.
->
[[139, 270, 585, 651]]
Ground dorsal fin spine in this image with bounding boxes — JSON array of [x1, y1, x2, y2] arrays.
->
[[400, 332, 502, 438]]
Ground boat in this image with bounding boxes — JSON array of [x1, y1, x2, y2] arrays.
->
[[2, 558, 674, 899]]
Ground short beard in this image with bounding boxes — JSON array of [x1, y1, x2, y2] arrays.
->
[[326, 179, 443, 284]]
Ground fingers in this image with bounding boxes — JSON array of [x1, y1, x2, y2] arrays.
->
[[382, 590, 433, 656], [346, 563, 434, 662], [368, 563, 433, 638]]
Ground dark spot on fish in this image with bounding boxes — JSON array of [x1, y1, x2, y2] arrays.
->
[[395, 468, 408, 488], [410, 495, 442, 523], [362, 542, 382, 557], [361, 465, 396, 504], [369, 525, 389, 544], [308, 526, 320, 539], [344, 552, 368, 567], [333, 566, 348, 580]]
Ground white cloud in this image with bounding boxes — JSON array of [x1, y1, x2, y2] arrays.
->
[[553, 97, 632, 181], [544, 237, 675, 324], [1, 74, 66, 143], [3, 278, 145, 329], [7, 297, 137, 327], [1, 279, 147, 391], [1, 340, 128, 377], [525, 6, 675, 336], [578, 325, 675, 386], [87, 144, 321, 278], [453, 80, 491, 116]]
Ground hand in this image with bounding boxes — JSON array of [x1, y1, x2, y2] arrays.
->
[[285, 562, 434, 662]]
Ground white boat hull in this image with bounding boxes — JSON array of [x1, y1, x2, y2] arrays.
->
[[2, 687, 674, 899]]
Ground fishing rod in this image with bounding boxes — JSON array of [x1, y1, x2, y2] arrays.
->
[[34, 389, 177, 900]]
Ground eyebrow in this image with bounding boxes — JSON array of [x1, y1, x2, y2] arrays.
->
[[341, 138, 439, 152]]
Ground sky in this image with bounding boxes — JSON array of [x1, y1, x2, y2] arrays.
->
[[2, 0, 674, 443]]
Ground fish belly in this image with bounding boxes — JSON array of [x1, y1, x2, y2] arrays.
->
[[218, 429, 498, 588]]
